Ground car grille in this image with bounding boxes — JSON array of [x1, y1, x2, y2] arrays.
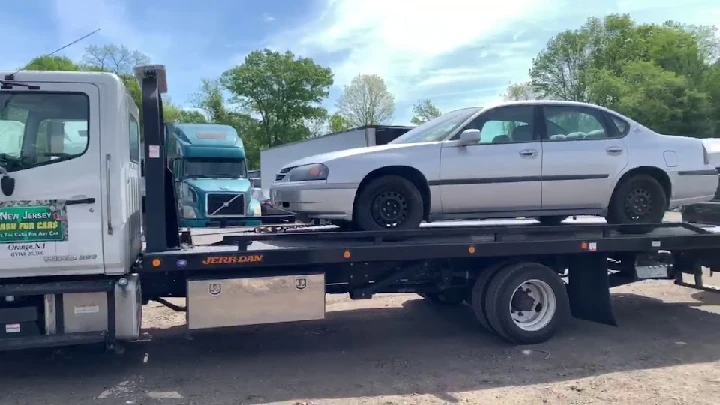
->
[[275, 166, 297, 182], [206, 193, 245, 216]]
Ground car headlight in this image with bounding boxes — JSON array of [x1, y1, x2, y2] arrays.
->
[[287, 163, 329, 182]]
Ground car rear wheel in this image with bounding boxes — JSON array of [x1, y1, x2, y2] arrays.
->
[[607, 174, 667, 233], [353, 175, 424, 231]]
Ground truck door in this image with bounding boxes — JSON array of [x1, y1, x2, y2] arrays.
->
[[0, 82, 104, 278]]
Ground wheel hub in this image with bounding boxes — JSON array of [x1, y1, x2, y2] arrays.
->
[[624, 188, 652, 220], [371, 191, 408, 227], [509, 279, 557, 332]]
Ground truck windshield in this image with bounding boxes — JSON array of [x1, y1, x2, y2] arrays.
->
[[389, 107, 481, 145], [0, 92, 89, 172], [184, 159, 247, 178]]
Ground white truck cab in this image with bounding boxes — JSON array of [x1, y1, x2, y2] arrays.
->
[[0, 71, 142, 279]]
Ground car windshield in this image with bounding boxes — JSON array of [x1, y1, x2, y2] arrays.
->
[[184, 159, 247, 178], [389, 107, 481, 145]]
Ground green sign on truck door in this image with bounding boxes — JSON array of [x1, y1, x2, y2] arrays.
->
[[0, 200, 68, 243]]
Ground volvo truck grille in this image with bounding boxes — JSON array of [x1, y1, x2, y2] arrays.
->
[[206, 193, 246, 216]]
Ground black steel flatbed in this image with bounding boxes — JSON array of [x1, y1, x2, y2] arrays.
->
[[140, 221, 720, 273]]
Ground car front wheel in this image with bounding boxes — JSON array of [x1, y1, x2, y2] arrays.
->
[[353, 175, 424, 231]]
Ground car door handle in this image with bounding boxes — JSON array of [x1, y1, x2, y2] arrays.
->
[[65, 197, 96, 206], [606, 146, 623, 155], [519, 149, 538, 158]]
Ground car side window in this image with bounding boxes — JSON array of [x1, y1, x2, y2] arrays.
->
[[464, 106, 536, 144], [543, 106, 612, 141]]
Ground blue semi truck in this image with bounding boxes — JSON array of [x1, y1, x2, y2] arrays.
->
[[165, 123, 264, 228]]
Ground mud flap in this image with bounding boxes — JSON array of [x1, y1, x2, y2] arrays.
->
[[567, 253, 617, 326]]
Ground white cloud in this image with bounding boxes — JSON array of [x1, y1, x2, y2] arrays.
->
[[270, 0, 557, 108], [262, 13, 276, 23]]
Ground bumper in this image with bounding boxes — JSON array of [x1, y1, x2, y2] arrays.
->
[[668, 169, 719, 209], [270, 181, 357, 221]]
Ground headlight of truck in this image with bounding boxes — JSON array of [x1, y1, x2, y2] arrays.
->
[[288, 163, 329, 181], [182, 186, 198, 202], [251, 203, 262, 216], [182, 205, 197, 218]]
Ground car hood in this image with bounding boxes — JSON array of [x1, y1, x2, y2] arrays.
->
[[184, 178, 251, 193], [282, 143, 428, 169]]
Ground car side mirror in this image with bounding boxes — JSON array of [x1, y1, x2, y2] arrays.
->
[[458, 129, 481, 146]]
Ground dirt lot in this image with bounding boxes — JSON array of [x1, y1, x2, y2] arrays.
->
[[2, 276, 720, 405]]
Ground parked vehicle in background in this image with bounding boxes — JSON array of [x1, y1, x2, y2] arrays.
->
[[166, 123, 263, 228], [270, 100, 719, 232]]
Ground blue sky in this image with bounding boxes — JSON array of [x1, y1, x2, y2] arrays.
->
[[1, 0, 718, 125]]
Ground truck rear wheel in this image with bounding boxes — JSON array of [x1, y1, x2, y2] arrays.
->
[[476, 262, 570, 344]]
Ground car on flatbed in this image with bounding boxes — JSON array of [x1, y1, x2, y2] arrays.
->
[[270, 101, 718, 231]]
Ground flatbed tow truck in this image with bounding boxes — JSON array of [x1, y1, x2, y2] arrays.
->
[[1, 66, 720, 351]]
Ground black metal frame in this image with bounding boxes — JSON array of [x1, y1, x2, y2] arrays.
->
[[0, 279, 117, 351], [140, 222, 720, 273]]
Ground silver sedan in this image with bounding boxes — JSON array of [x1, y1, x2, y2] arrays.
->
[[270, 100, 719, 231]]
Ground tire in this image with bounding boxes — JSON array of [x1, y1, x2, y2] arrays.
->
[[483, 262, 570, 344], [470, 260, 522, 332], [353, 175, 424, 231], [418, 290, 467, 305], [537, 216, 566, 226], [607, 174, 667, 234]]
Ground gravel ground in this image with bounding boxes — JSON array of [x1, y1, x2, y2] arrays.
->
[[2, 276, 720, 405]]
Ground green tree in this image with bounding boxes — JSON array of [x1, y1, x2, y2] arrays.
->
[[220, 49, 334, 150], [329, 113, 350, 132], [192, 79, 263, 168], [501, 82, 539, 101], [24, 56, 81, 71], [529, 29, 592, 101], [163, 102, 208, 124], [83, 44, 150, 74], [337, 74, 395, 126], [531, 13, 720, 137], [410, 99, 441, 125]]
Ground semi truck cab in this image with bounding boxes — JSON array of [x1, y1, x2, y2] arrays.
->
[[165, 123, 262, 228]]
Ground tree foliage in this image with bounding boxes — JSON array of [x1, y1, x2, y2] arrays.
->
[[531, 14, 720, 137], [220, 49, 334, 150], [83, 44, 150, 74], [24, 47, 211, 134], [502, 82, 538, 101], [337, 74, 395, 127], [329, 113, 350, 133], [410, 99, 441, 125]]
